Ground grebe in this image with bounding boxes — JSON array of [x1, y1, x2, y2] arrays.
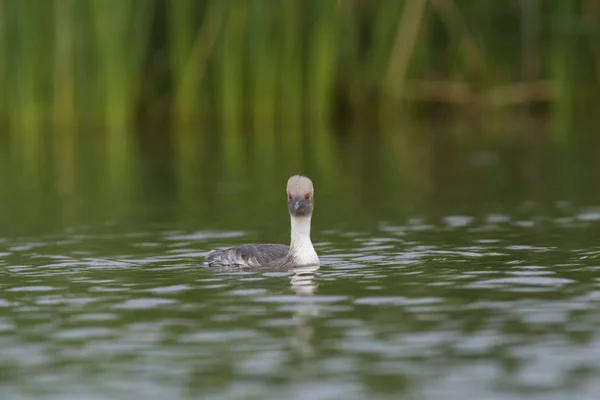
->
[[206, 175, 319, 268]]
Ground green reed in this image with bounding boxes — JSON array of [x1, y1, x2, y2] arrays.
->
[[0, 0, 599, 147]]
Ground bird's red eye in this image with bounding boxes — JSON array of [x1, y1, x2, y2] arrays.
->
[[288, 193, 292, 200], [305, 193, 310, 200]]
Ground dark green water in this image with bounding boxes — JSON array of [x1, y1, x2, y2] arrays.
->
[[1, 126, 600, 399]]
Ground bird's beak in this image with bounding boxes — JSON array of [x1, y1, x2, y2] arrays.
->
[[292, 199, 302, 212]]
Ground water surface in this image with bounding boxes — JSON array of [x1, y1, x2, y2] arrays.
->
[[1, 129, 600, 399]]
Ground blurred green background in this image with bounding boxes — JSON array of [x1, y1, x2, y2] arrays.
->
[[3, 0, 598, 129], [1, 0, 599, 235], [2, 3, 600, 397]]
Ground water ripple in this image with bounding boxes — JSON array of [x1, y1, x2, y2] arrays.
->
[[0, 213, 599, 399]]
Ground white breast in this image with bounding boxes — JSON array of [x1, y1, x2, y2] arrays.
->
[[292, 239, 319, 265], [289, 215, 319, 266]]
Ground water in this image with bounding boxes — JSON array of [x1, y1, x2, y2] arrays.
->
[[2, 129, 600, 399]]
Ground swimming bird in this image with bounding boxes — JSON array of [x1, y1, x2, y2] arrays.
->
[[206, 175, 319, 268]]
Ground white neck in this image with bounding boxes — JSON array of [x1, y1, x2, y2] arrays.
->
[[289, 214, 319, 265]]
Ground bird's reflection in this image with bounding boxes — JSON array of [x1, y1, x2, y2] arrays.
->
[[290, 264, 320, 295], [289, 264, 320, 358]]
